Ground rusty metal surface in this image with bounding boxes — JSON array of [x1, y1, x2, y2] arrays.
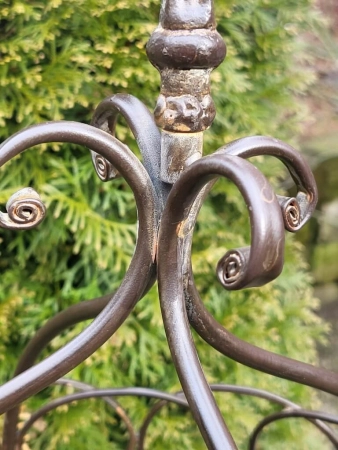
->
[[146, 0, 225, 171], [147, 0, 226, 182], [160, 131, 203, 182], [1, 0, 338, 449]]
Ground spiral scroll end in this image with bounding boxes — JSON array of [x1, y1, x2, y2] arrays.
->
[[0, 188, 46, 230], [278, 196, 302, 232], [217, 247, 250, 290], [91, 151, 120, 182]]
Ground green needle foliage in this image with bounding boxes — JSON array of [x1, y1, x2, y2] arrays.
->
[[0, 0, 329, 449]]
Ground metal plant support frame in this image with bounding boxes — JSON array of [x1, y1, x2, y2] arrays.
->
[[0, 0, 337, 449]]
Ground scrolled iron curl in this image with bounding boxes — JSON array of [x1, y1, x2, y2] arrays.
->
[[157, 146, 338, 448], [0, 121, 159, 420], [172, 137, 338, 396], [93, 153, 119, 181], [0, 187, 46, 230], [277, 195, 302, 231], [89, 93, 170, 209], [90, 104, 120, 182], [158, 154, 288, 449], [0, 95, 166, 450], [217, 247, 250, 289], [216, 135, 318, 232]]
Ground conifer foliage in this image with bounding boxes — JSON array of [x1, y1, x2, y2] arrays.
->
[[0, 0, 329, 449]]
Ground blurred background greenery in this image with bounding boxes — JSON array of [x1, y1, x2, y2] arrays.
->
[[0, 0, 337, 448], [297, 0, 338, 418]]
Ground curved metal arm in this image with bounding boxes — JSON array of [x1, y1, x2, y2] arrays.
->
[[187, 272, 338, 395], [138, 385, 338, 449], [3, 271, 155, 450], [217, 136, 318, 232], [158, 153, 287, 449], [17, 387, 190, 445], [0, 121, 158, 414], [248, 409, 338, 450], [90, 93, 171, 208], [2, 295, 110, 450], [176, 138, 338, 396], [20, 378, 138, 450]]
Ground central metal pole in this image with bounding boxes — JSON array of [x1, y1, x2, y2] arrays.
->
[[147, 0, 226, 183]]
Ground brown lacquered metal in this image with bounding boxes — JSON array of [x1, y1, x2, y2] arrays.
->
[[0, 122, 158, 413], [90, 93, 171, 209], [1, 0, 338, 449], [187, 275, 338, 394], [217, 135, 318, 231], [138, 385, 338, 449], [2, 295, 110, 450], [157, 154, 287, 449], [176, 138, 338, 396], [17, 388, 190, 449], [249, 410, 338, 450], [48, 379, 137, 450]]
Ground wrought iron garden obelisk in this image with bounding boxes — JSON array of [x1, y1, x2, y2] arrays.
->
[[0, 0, 338, 449]]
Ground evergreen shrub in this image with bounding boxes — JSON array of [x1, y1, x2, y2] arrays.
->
[[0, 0, 329, 448]]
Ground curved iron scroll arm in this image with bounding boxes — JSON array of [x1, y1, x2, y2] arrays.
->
[[17, 388, 190, 446], [186, 260, 338, 394], [2, 95, 162, 447], [217, 135, 318, 232], [0, 121, 158, 414], [53, 378, 137, 450], [2, 295, 110, 450], [138, 384, 338, 449], [187, 291, 338, 396], [181, 138, 338, 395], [17, 383, 338, 450], [248, 409, 338, 450], [90, 93, 171, 208], [158, 153, 287, 450], [16, 383, 338, 450]]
